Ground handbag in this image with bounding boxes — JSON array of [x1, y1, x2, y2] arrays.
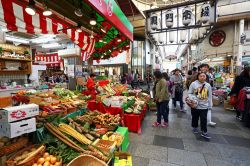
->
[[185, 97, 198, 108]]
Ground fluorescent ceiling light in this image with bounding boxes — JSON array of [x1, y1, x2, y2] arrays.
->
[[25, 0, 36, 16], [212, 57, 225, 61], [6, 36, 29, 44], [101, 27, 107, 33], [43, 8, 52, 16], [31, 35, 56, 43], [42, 43, 60, 48], [75, 8, 83, 17], [90, 19, 97, 26]]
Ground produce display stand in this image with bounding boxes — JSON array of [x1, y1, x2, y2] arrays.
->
[[123, 105, 147, 134]]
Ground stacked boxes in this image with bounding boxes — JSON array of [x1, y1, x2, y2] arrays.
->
[[0, 104, 39, 138]]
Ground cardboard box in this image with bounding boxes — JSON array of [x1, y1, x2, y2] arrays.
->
[[114, 152, 132, 166], [0, 118, 36, 138], [0, 104, 39, 122]]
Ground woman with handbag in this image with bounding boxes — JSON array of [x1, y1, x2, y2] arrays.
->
[[188, 72, 212, 139], [229, 67, 250, 120], [170, 69, 185, 112]]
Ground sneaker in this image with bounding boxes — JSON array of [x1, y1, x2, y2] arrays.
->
[[201, 132, 211, 139], [192, 128, 199, 134], [208, 122, 216, 127], [236, 116, 242, 121], [152, 122, 160, 127], [161, 122, 168, 128]]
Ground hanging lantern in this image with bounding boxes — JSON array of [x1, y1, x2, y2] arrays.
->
[[158, 32, 165, 44], [180, 30, 187, 42], [200, 3, 211, 23], [153, 33, 158, 42], [182, 6, 192, 26], [150, 13, 158, 30], [199, 28, 206, 38], [165, 10, 174, 28], [169, 31, 175, 43], [192, 29, 199, 41]]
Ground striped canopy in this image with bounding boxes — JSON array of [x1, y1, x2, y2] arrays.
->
[[0, 0, 95, 60]]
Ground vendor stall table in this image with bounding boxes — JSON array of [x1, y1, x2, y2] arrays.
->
[[88, 100, 148, 134], [123, 106, 147, 134]]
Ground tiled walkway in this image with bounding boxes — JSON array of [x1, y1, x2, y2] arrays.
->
[[128, 103, 250, 166]]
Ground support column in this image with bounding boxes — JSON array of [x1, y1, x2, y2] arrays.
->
[[236, 19, 244, 74]]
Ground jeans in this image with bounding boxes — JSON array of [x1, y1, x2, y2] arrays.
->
[[191, 108, 208, 133], [173, 92, 184, 109], [157, 100, 169, 123]]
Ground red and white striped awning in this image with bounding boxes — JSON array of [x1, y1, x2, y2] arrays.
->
[[35, 53, 63, 67], [0, 0, 95, 58]]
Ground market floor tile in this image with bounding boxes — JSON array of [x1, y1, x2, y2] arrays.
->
[[223, 135, 250, 148], [128, 100, 250, 166], [153, 135, 184, 150]]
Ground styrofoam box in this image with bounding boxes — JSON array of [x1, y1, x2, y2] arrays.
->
[[0, 104, 39, 122], [0, 117, 36, 138]]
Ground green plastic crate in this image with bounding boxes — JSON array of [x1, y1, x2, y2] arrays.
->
[[116, 127, 129, 152], [60, 109, 86, 123]]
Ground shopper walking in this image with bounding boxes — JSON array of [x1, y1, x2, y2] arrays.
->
[[145, 71, 153, 90], [186, 70, 193, 90], [171, 69, 185, 112], [133, 69, 139, 89], [199, 64, 216, 126], [128, 71, 134, 89], [152, 71, 170, 127], [188, 72, 212, 139], [229, 67, 250, 120]]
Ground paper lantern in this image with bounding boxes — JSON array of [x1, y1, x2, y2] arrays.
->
[[169, 31, 175, 43], [153, 33, 158, 41], [191, 29, 199, 41], [158, 32, 165, 44], [150, 13, 158, 30], [180, 30, 187, 42], [182, 6, 192, 26], [165, 10, 174, 28], [201, 3, 211, 23]]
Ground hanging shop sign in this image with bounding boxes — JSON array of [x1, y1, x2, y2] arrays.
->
[[0, 0, 95, 61], [86, 0, 133, 41], [209, 30, 226, 47]]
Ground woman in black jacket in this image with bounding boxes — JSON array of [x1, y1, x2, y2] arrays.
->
[[229, 67, 250, 119]]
